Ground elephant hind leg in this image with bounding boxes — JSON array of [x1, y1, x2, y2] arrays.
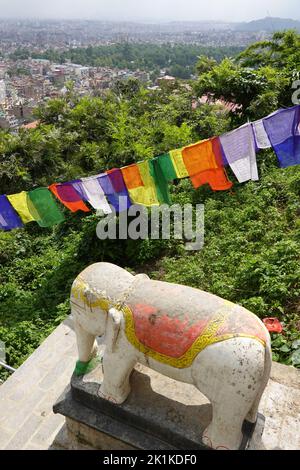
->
[[246, 342, 272, 424], [202, 400, 245, 450], [192, 338, 265, 450]]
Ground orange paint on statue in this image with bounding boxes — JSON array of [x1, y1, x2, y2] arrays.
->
[[216, 312, 268, 345], [131, 303, 210, 358]]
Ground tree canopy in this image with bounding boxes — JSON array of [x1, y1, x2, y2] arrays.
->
[[194, 31, 300, 123], [9, 43, 242, 79]]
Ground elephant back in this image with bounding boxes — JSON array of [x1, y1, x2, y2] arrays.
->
[[122, 279, 268, 369]]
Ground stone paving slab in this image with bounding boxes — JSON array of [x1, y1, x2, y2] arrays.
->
[[0, 316, 299, 450], [0, 318, 76, 450]]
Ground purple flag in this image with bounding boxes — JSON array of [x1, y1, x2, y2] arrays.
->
[[263, 106, 300, 168], [98, 173, 132, 212], [56, 183, 84, 203]]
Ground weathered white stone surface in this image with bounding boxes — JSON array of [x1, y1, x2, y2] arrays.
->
[[0, 316, 299, 450]]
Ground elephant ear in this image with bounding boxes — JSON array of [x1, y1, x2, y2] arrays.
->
[[105, 308, 122, 353]]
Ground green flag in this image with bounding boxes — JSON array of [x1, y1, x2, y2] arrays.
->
[[149, 153, 176, 205], [27, 188, 65, 228], [157, 153, 177, 182]]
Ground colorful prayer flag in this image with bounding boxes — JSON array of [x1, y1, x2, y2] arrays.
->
[[169, 148, 189, 178], [27, 188, 65, 227], [0, 195, 23, 231], [106, 168, 132, 212], [80, 176, 112, 214], [69, 179, 88, 201], [49, 183, 90, 213], [106, 168, 127, 193], [149, 155, 174, 205], [183, 138, 232, 191], [183, 140, 217, 175], [7, 191, 37, 223], [263, 106, 300, 168], [252, 119, 271, 150], [121, 162, 159, 207], [156, 153, 177, 182], [121, 164, 144, 189], [1, 105, 299, 232], [220, 124, 259, 183]]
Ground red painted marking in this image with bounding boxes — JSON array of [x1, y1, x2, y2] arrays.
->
[[131, 303, 209, 358]]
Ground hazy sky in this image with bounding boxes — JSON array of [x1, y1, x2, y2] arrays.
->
[[0, 0, 299, 22]]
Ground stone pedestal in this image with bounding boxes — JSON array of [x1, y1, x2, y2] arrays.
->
[[53, 361, 265, 450]]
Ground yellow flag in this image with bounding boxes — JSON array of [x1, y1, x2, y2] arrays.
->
[[127, 161, 159, 207], [7, 191, 38, 224], [169, 148, 189, 178]]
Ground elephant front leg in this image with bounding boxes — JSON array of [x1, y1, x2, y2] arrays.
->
[[99, 351, 136, 404], [74, 318, 100, 376]]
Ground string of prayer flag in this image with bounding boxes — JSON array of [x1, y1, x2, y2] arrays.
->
[[1, 105, 300, 231]]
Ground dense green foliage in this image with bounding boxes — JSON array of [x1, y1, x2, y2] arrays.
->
[[195, 30, 300, 123], [237, 31, 300, 70], [1, 32, 300, 380], [10, 43, 242, 78]]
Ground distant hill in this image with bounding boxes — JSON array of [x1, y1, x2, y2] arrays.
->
[[235, 17, 300, 32]]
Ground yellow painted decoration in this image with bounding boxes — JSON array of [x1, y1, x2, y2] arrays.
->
[[71, 278, 111, 311]]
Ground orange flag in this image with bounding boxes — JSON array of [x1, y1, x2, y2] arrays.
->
[[121, 164, 144, 189], [183, 138, 232, 191]]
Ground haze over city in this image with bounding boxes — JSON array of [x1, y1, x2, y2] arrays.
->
[[0, 0, 299, 22]]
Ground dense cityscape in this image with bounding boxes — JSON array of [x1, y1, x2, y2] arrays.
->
[[0, 56, 153, 129], [0, 17, 291, 130]]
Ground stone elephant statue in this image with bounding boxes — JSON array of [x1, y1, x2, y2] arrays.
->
[[70, 262, 271, 450]]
